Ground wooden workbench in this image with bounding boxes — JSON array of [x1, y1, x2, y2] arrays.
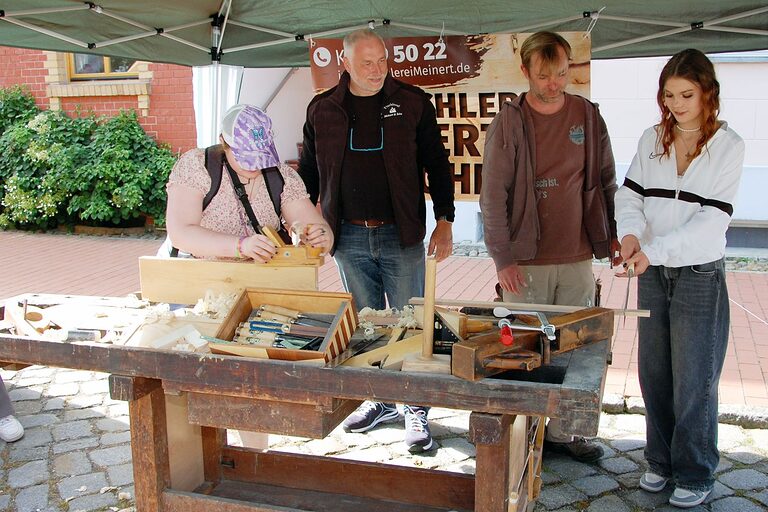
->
[[0, 315, 609, 512]]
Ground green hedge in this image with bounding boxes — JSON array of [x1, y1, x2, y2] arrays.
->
[[0, 86, 176, 230]]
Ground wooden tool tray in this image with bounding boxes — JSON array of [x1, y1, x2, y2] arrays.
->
[[212, 288, 358, 363]]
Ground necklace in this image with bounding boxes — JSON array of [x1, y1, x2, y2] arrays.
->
[[676, 133, 698, 160], [675, 124, 701, 133]]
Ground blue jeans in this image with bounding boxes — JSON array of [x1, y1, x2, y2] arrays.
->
[[334, 222, 425, 310], [637, 259, 729, 492]]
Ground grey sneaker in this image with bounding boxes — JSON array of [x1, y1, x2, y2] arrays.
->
[[669, 487, 712, 508], [342, 401, 400, 433], [669, 487, 711, 508], [543, 436, 604, 463], [639, 471, 669, 493], [404, 405, 434, 453]]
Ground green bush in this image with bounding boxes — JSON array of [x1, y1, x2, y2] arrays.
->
[[63, 110, 176, 226], [0, 87, 176, 229], [0, 85, 37, 135]]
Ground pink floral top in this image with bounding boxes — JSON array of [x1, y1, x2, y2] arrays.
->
[[167, 148, 309, 237]]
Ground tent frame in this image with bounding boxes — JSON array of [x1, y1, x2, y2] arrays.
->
[[2, 2, 766, 65]]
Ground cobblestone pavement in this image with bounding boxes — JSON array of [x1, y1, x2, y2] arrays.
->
[[2, 366, 768, 511]]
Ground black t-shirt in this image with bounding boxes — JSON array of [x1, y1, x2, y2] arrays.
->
[[339, 91, 395, 221]]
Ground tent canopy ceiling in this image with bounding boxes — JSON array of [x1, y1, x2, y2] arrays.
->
[[0, 1, 766, 67]]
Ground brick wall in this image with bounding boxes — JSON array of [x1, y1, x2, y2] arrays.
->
[[0, 47, 50, 108], [0, 46, 196, 154], [142, 63, 196, 153]]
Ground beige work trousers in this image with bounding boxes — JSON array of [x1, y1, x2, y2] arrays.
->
[[501, 259, 595, 442]]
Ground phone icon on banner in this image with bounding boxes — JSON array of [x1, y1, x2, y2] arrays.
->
[[313, 47, 332, 67]]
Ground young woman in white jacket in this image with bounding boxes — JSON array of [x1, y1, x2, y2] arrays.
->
[[616, 49, 744, 509]]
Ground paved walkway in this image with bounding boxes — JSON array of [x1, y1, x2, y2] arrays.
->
[[1, 230, 768, 511]]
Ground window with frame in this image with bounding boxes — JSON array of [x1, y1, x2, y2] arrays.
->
[[68, 53, 140, 80]]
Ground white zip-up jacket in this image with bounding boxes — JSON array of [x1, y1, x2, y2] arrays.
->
[[615, 123, 744, 268]]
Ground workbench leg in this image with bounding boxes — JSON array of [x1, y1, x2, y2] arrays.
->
[[470, 412, 530, 512], [165, 393, 205, 491], [111, 376, 170, 512], [201, 426, 225, 487]]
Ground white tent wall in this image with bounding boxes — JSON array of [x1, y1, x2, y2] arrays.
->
[[592, 54, 768, 223], [193, 64, 243, 147], [238, 67, 315, 166], [236, 56, 768, 243]]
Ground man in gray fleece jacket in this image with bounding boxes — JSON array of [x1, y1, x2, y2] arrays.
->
[[480, 31, 619, 463]]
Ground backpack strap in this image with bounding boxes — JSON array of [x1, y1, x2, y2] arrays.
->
[[260, 166, 292, 245], [170, 145, 224, 257], [261, 166, 284, 219], [203, 144, 225, 210]]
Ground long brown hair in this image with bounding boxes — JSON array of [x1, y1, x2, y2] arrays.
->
[[656, 49, 720, 161]]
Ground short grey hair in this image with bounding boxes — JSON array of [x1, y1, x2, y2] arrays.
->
[[343, 28, 385, 60]]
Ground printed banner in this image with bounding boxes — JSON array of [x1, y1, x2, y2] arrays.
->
[[309, 33, 591, 200]]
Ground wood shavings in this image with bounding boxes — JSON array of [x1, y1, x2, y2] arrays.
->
[[358, 320, 376, 340], [118, 491, 132, 500], [192, 290, 239, 319], [358, 306, 396, 318], [358, 306, 418, 329], [143, 303, 173, 324], [100, 486, 119, 494], [397, 305, 418, 328]]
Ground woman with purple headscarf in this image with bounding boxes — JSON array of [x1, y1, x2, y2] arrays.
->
[[165, 104, 332, 261]]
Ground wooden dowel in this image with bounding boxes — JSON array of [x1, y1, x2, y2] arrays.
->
[[422, 257, 437, 358]]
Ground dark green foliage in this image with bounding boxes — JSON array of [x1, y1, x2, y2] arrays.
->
[[0, 85, 37, 135], [0, 87, 176, 229]]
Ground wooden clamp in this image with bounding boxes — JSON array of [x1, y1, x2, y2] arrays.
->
[[451, 307, 614, 381]]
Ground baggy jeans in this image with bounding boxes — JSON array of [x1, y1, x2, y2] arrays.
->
[[637, 259, 729, 492], [0, 375, 15, 418]]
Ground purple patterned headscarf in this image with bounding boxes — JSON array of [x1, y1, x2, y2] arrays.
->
[[220, 104, 280, 170]]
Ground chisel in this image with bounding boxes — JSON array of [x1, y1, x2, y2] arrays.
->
[[250, 309, 331, 328], [235, 331, 322, 349], [245, 320, 327, 336], [235, 326, 319, 341], [260, 304, 335, 325]]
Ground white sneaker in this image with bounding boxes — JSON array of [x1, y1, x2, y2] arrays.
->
[[0, 415, 24, 442]]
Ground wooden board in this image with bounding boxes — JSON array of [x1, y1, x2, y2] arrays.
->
[[139, 256, 318, 304], [165, 394, 204, 492], [341, 334, 423, 369], [187, 393, 359, 438], [123, 317, 222, 349], [43, 303, 147, 332]]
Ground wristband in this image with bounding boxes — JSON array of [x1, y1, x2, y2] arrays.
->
[[236, 236, 246, 258]]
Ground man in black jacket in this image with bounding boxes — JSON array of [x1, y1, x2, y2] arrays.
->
[[298, 28, 455, 453]]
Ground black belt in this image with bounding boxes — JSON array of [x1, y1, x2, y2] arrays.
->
[[345, 219, 393, 228]]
